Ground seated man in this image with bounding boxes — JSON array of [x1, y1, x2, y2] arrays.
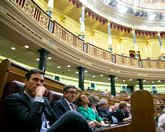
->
[[52, 86, 98, 128], [5, 69, 93, 132], [97, 99, 118, 124], [113, 101, 131, 122], [51, 85, 78, 119]]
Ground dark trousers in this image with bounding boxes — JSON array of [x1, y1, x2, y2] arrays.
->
[[47, 111, 93, 132]]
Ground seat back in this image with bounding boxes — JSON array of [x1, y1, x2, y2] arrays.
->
[[130, 90, 156, 132], [47, 90, 63, 103], [0, 80, 25, 131], [0, 80, 63, 131], [1, 80, 25, 100]]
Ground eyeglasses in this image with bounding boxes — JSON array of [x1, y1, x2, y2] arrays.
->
[[66, 91, 78, 95]]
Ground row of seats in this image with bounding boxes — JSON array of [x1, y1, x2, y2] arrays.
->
[[0, 80, 157, 132]]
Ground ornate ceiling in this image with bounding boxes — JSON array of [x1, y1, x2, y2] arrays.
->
[[117, 0, 165, 10], [79, 0, 165, 32]]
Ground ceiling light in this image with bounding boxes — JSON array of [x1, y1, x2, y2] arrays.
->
[[47, 57, 52, 60], [92, 75, 95, 78], [123, 80, 125, 82], [148, 13, 156, 20], [67, 65, 71, 68], [36, 58, 39, 61], [76, 71, 78, 74], [85, 70, 88, 73], [116, 4, 128, 13], [129, 79, 132, 81], [100, 74, 103, 77], [139, 12, 143, 16], [24, 45, 29, 48], [11, 47, 16, 50], [57, 66, 61, 69]]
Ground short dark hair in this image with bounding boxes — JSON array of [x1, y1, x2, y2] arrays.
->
[[63, 85, 77, 92], [119, 101, 127, 109], [25, 69, 44, 80]]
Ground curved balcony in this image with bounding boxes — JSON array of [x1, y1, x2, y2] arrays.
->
[[1, 0, 165, 81]]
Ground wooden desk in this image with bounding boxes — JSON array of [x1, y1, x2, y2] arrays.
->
[[95, 123, 130, 132]]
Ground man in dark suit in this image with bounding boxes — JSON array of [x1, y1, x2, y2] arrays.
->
[[97, 99, 118, 123], [5, 69, 93, 132], [113, 101, 130, 122], [51, 85, 78, 119]]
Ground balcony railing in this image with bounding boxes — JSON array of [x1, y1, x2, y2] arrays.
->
[[9, 0, 165, 70]]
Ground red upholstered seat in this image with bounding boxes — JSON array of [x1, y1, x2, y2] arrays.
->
[[47, 90, 63, 103], [1, 80, 25, 100], [0, 80, 25, 131]]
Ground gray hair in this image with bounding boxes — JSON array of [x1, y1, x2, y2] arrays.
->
[[98, 98, 108, 106], [88, 95, 99, 106]]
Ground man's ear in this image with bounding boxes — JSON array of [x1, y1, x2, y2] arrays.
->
[[24, 78, 28, 84]]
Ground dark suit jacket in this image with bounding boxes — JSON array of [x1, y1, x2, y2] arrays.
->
[[113, 109, 129, 122], [51, 98, 78, 119], [97, 108, 113, 121], [5, 92, 57, 132]]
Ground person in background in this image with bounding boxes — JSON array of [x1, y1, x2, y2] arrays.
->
[[51, 85, 78, 119], [97, 98, 118, 124], [51, 85, 97, 128], [111, 103, 119, 112], [126, 103, 132, 117], [76, 93, 109, 127], [88, 94, 99, 114], [113, 101, 131, 122], [87, 87, 91, 91], [155, 109, 165, 132], [103, 89, 109, 96], [5, 69, 93, 132]]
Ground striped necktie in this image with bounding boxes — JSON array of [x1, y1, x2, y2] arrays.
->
[[70, 103, 75, 110]]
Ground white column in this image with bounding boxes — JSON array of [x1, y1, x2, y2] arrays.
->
[[157, 32, 164, 53], [108, 20, 112, 52], [132, 28, 139, 58], [47, 0, 54, 17], [80, 4, 85, 40]]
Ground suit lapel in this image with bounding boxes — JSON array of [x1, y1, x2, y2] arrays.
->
[[21, 93, 33, 108], [22, 93, 52, 118], [62, 99, 71, 111], [43, 97, 53, 119]]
